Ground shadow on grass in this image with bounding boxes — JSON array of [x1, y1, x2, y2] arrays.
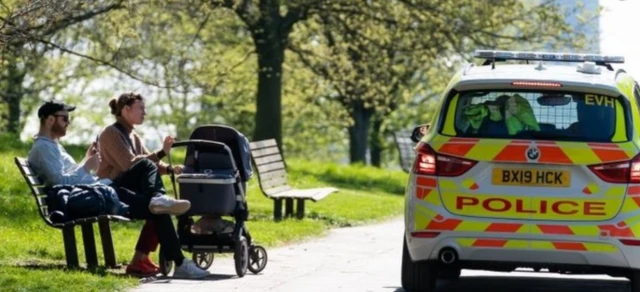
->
[[293, 168, 407, 196], [11, 262, 239, 283], [306, 212, 354, 227], [10, 262, 135, 279]]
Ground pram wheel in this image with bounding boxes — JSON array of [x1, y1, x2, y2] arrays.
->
[[159, 252, 173, 276], [234, 236, 248, 277], [192, 252, 214, 270], [248, 245, 268, 274]]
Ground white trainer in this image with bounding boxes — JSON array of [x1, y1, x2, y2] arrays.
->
[[173, 259, 210, 279], [148, 195, 191, 215]]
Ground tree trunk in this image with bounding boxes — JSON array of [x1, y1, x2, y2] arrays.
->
[[251, 21, 285, 148], [369, 114, 383, 167], [348, 101, 373, 164], [1, 48, 26, 134]]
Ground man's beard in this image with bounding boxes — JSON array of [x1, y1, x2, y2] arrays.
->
[[51, 123, 67, 136]]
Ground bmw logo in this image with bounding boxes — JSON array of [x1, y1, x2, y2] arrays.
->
[[526, 146, 540, 161]]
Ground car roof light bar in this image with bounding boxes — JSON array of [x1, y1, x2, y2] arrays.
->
[[474, 50, 625, 64]]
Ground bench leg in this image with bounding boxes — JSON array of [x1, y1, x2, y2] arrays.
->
[[296, 199, 305, 219], [274, 199, 283, 221], [98, 220, 117, 268], [62, 226, 79, 269], [81, 223, 98, 269], [285, 198, 294, 218]]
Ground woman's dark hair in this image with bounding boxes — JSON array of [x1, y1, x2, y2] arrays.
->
[[109, 92, 144, 116]]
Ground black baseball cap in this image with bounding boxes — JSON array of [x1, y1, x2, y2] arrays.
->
[[37, 101, 76, 119]]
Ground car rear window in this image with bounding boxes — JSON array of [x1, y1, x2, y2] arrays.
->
[[448, 90, 627, 142]]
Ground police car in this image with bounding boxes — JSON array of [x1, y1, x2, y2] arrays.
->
[[402, 50, 640, 291]]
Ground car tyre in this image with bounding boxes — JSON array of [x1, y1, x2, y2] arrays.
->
[[631, 270, 640, 292], [401, 236, 437, 292], [438, 267, 461, 280]]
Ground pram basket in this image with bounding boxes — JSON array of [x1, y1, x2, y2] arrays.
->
[[173, 140, 240, 216]]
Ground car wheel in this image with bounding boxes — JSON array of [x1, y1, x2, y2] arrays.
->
[[401, 236, 437, 292], [631, 270, 640, 292]]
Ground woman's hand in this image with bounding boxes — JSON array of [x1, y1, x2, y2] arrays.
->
[[173, 165, 184, 175], [83, 153, 101, 173], [163, 136, 175, 154], [85, 142, 98, 158]]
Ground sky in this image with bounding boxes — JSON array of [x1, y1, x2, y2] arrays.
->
[[599, 0, 640, 77]]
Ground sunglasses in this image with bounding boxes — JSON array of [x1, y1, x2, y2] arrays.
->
[[53, 114, 70, 123]]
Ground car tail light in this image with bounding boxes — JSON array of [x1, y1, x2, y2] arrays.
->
[[588, 154, 640, 184], [511, 81, 562, 88], [620, 239, 640, 246], [413, 142, 477, 177]]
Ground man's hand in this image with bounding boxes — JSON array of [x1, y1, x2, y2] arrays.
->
[[83, 153, 101, 173], [163, 136, 175, 154]]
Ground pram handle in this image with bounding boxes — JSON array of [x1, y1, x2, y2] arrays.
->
[[170, 139, 237, 170], [171, 139, 230, 152]]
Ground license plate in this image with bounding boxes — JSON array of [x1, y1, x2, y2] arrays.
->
[[491, 168, 571, 187]]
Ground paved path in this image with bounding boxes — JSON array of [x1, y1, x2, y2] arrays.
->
[[132, 217, 633, 292]]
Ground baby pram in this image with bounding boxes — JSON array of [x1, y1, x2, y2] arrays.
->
[[158, 124, 268, 277]]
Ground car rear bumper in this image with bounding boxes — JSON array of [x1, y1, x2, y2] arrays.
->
[[405, 232, 640, 271]]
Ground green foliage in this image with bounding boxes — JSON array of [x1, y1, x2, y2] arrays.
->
[[3, 0, 596, 166], [287, 0, 588, 164]]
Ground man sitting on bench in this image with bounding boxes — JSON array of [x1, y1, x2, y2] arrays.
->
[[27, 101, 209, 279]]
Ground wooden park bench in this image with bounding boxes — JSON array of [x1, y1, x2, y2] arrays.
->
[[393, 130, 416, 173], [14, 157, 129, 269], [248, 139, 338, 220]]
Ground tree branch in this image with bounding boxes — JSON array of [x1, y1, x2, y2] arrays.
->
[[34, 37, 180, 89], [2, 1, 127, 47], [212, 0, 259, 28], [37, 2, 126, 38], [281, 0, 323, 35]]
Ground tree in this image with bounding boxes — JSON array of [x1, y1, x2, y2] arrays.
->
[[0, 1, 126, 134], [288, 0, 586, 164]]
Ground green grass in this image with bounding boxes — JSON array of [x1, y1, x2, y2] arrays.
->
[[0, 134, 407, 291]]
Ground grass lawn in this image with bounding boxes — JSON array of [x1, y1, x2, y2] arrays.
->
[[0, 135, 407, 292]]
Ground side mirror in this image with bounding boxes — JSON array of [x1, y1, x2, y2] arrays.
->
[[410, 124, 430, 143]]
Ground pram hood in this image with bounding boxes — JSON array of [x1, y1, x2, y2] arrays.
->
[[184, 124, 253, 182]]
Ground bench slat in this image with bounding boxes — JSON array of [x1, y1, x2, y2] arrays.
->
[[21, 166, 38, 176], [257, 161, 285, 173], [265, 185, 293, 197], [249, 139, 277, 149], [251, 146, 280, 159], [276, 187, 338, 201], [26, 175, 43, 186], [53, 215, 131, 228], [260, 176, 289, 190], [16, 158, 29, 167], [258, 169, 287, 181], [33, 186, 46, 196], [253, 153, 283, 166], [39, 205, 49, 216]]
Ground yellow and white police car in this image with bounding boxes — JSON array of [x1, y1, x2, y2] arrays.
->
[[402, 50, 640, 291]]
